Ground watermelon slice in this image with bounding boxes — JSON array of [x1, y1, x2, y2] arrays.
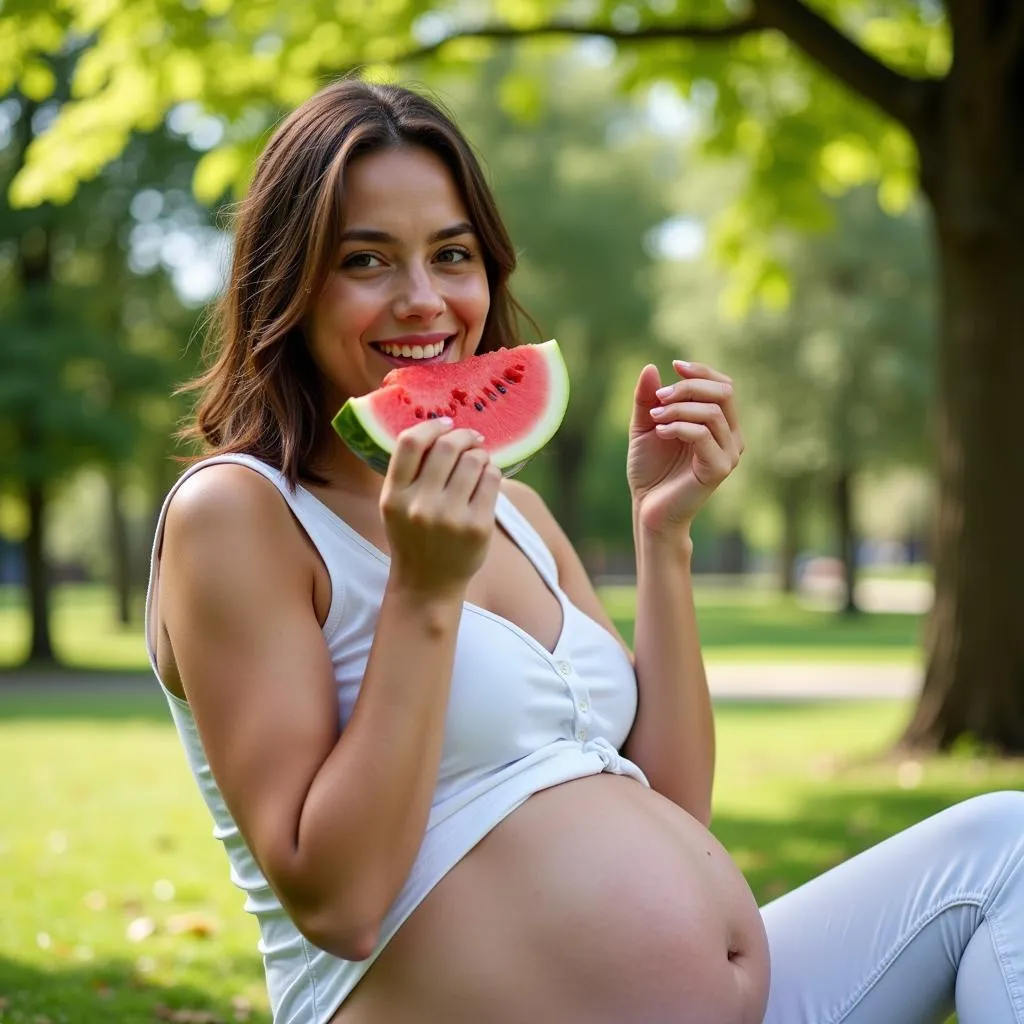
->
[[332, 339, 569, 478]]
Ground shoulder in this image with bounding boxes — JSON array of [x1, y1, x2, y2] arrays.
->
[[163, 462, 307, 567]]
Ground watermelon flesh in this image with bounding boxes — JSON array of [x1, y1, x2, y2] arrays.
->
[[332, 340, 570, 477]]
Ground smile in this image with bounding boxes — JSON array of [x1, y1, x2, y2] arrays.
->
[[371, 335, 456, 366]]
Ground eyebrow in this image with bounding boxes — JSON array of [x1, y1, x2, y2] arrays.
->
[[337, 222, 476, 245]]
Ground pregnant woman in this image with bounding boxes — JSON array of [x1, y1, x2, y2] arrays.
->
[[146, 79, 1024, 1024]]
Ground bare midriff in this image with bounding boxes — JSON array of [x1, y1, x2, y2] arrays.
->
[[334, 773, 771, 1024]]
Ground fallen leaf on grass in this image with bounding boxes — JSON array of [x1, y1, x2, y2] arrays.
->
[[166, 912, 220, 938]]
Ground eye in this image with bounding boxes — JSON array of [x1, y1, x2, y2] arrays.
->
[[435, 246, 473, 265], [342, 252, 384, 269]]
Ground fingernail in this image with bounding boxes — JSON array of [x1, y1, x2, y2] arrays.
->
[[655, 386, 674, 401], [475, 432, 486, 443], [674, 359, 691, 370], [438, 417, 453, 426], [649, 406, 667, 418]]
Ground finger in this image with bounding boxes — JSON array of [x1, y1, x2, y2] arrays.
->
[[469, 460, 503, 514], [416, 428, 487, 491], [444, 447, 492, 506], [673, 359, 732, 387], [388, 418, 456, 487], [650, 401, 736, 457], [654, 422, 734, 485], [659, 374, 742, 441], [630, 363, 663, 434]]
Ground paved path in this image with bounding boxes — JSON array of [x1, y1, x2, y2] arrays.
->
[[0, 662, 919, 702], [705, 661, 917, 700]]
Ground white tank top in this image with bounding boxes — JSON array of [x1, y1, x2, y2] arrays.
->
[[144, 452, 647, 1023]]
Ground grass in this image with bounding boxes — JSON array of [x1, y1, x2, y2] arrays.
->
[[0, 582, 924, 672], [1, 689, 1016, 1022]]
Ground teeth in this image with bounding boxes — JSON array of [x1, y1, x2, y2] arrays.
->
[[379, 340, 446, 359]]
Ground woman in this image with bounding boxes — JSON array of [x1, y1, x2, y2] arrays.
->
[[146, 79, 1024, 1024]]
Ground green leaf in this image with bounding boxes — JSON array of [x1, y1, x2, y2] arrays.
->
[[192, 143, 245, 204]]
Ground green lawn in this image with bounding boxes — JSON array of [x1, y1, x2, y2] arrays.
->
[[1, 690, 1014, 1021], [0, 582, 924, 672]]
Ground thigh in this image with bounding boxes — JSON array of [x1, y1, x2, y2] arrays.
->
[[759, 796, 1023, 1024]]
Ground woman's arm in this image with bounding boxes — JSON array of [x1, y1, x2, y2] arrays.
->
[[622, 515, 715, 825], [161, 424, 500, 962]]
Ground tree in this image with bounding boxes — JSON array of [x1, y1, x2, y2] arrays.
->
[[7, 1, 1022, 750], [0, 66, 208, 664], [723, 188, 936, 610]]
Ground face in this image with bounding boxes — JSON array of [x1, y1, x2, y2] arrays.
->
[[306, 145, 491, 410]]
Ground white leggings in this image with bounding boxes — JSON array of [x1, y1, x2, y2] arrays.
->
[[760, 791, 1024, 1024]]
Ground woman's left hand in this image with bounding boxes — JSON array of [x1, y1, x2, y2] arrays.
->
[[627, 360, 744, 537]]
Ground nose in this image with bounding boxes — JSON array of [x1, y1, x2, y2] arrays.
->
[[393, 264, 445, 321]]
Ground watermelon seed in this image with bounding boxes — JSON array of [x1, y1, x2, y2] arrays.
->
[[427, 412, 437, 419], [484, 388, 497, 401], [473, 401, 484, 412], [451, 388, 469, 406], [494, 382, 507, 394], [415, 407, 425, 419]]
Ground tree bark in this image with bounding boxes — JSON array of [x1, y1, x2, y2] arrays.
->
[[778, 474, 807, 594], [901, 35, 1024, 751], [832, 465, 860, 615], [23, 476, 56, 665], [107, 466, 133, 627]]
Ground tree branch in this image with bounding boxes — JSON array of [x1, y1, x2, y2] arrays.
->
[[753, 0, 929, 131], [389, 3, 934, 132], [393, 14, 764, 65]]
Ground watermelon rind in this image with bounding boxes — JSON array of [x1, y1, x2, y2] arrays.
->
[[332, 339, 569, 478]]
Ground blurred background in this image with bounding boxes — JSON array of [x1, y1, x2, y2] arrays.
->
[[1, 1, 1020, 1021]]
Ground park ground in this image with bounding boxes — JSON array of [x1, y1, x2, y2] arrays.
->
[[0, 581, 1002, 1023]]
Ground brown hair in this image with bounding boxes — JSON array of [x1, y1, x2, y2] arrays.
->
[[179, 78, 527, 486]]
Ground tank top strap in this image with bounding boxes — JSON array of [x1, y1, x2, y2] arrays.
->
[[143, 452, 347, 672], [494, 492, 561, 592]]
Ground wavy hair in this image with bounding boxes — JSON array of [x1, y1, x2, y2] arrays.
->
[[179, 79, 527, 485]]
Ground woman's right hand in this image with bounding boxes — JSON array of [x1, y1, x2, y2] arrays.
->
[[381, 418, 501, 597]]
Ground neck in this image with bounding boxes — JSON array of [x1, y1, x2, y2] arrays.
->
[[309, 428, 385, 498]]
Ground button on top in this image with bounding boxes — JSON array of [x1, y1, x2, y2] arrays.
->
[[557, 660, 572, 677], [578, 700, 589, 712], [576, 727, 588, 741]]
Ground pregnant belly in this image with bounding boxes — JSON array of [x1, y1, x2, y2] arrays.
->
[[337, 774, 770, 1024]]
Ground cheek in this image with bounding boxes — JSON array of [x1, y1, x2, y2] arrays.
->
[[310, 279, 378, 349], [451, 272, 491, 332]]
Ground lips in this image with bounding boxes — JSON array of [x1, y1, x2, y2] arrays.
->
[[371, 335, 457, 368]]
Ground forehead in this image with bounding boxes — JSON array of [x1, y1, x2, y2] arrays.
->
[[340, 146, 470, 231]]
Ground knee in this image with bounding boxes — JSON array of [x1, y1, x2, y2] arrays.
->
[[944, 791, 1024, 848]]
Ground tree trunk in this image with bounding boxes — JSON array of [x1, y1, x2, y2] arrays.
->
[[107, 466, 133, 627], [23, 477, 56, 665], [778, 474, 806, 594], [833, 465, 859, 615], [547, 428, 587, 547], [901, 38, 1024, 751]]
